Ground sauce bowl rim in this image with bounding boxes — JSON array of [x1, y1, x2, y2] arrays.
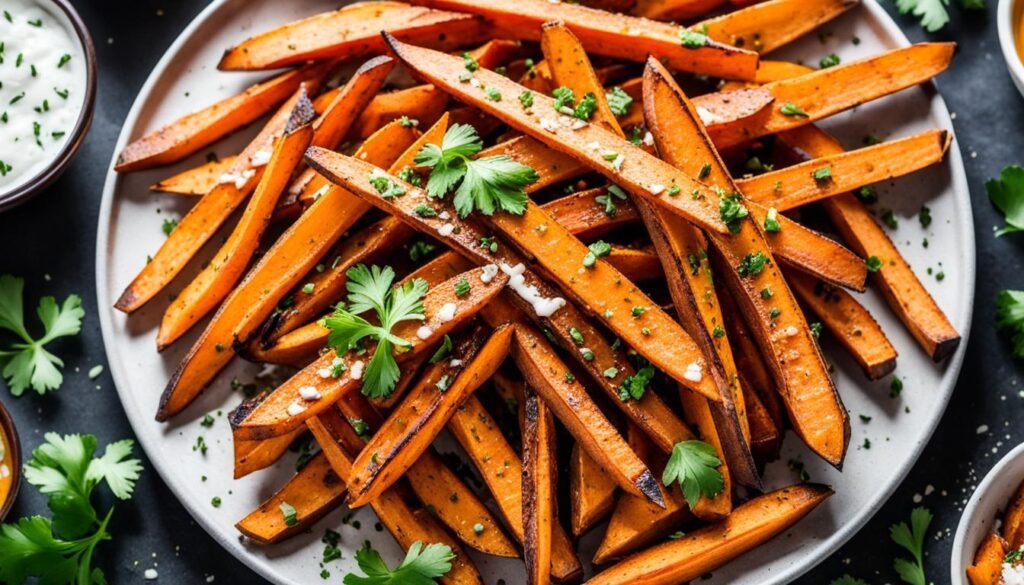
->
[[0, 0, 98, 212]]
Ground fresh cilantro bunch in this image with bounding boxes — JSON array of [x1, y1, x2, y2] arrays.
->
[[987, 164, 1024, 236], [997, 290, 1024, 358], [0, 433, 142, 585], [890, 507, 932, 585], [324, 265, 428, 398], [344, 541, 454, 585], [662, 440, 725, 509], [896, 0, 983, 32], [414, 123, 538, 218], [0, 275, 84, 396]]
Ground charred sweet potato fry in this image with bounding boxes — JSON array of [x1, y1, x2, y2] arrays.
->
[[404, 0, 759, 80], [150, 155, 238, 196], [588, 484, 833, 584], [218, 2, 486, 71], [522, 388, 557, 585], [787, 269, 898, 380], [116, 62, 332, 172]]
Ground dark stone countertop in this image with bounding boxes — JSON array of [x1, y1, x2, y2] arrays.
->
[[0, 0, 1020, 582]]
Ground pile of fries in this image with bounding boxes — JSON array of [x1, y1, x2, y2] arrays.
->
[[113, 0, 961, 581]]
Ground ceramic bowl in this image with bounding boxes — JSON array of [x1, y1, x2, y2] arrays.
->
[[951, 442, 1024, 584], [0, 399, 22, 521], [998, 0, 1024, 99], [0, 0, 97, 212]]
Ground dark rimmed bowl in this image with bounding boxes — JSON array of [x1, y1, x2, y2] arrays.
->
[[0, 399, 21, 522], [0, 0, 97, 212]]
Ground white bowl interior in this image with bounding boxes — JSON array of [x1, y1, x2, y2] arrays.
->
[[952, 443, 1024, 585]]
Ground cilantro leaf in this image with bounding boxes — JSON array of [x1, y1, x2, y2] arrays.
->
[[0, 274, 84, 396], [997, 290, 1024, 358], [830, 576, 870, 585], [324, 265, 428, 398], [890, 507, 932, 585], [344, 541, 455, 585], [896, 0, 949, 31], [662, 440, 724, 509], [1, 434, 140, 584], [417, 124, 538, 217], [987, 164, 1024, 236], [85, 439, 143, 500]]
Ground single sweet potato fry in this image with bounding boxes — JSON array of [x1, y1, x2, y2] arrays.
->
[[233, 429, 302, 479], [736, 129, 950, 211], [235, 452, 345, 544], [570, 444, 618, 537], [634, 0, 728, 21], [382, 34, 731, 234], [404, 0, 759, 80], [523, 388, 557, 585], [218, 2, 485, 71], [150, 155, 238, 196], [787, 268, 898, 380], [967, 532, 1008, 585], [588, 484, 833, 584], [116, 62, 332, 172], [709, 43, 955, 149], [698, 0, 858, 54]]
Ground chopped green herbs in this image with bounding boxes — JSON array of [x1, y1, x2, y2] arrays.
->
[[737, 251, 769, 277], [583, 240, 612, 268], [606, 86, 634, 117], [780, 102, 810, 117]]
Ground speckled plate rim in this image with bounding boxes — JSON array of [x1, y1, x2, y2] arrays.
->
[[94, 1, 975, 583]]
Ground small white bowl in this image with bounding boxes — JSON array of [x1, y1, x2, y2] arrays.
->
[[951, 442, 1024, 585], [999, 0, 1024, 98]]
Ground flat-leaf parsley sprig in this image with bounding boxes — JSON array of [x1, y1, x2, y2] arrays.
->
[[997, 289, 1024, 358], [662, 439, 725, 508], [0, 433, 142, 585], [344, 541, 455, 585], [890, 506, 932, 585], [0, 274, 85, 396], [414, 123, 539, 218], [324, 265, 428, 399], [987, 164, 1024, 236]]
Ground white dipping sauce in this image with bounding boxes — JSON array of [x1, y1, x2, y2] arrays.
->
[[0, 0, 86, 193]]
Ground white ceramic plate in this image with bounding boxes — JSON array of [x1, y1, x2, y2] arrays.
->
[[96, 1, 975, 582]]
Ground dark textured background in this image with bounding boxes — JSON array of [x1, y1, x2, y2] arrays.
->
[[0, 0, 1018, 582]]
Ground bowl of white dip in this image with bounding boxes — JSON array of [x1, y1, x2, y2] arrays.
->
[[0, 0, 96, 211]]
